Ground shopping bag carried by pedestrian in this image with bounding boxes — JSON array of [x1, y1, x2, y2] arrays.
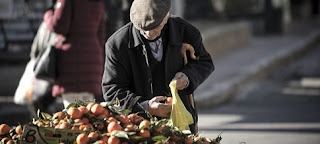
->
[[33, 22, 58, 83], [168, 80, 194, 131], [14, 59, 35, 105]]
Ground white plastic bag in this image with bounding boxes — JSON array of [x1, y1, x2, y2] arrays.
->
[[14, 59, 35, 105]]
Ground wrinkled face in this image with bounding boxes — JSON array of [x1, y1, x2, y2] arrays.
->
[[139, 13, 170, 40]]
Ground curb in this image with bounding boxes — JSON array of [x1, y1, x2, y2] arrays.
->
[[194, 30, 320, 109]]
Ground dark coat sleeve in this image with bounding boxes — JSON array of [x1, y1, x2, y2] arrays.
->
[[180, 23, 214, 94], [102, 41, 143, 111], [44, 0, 71, 35]]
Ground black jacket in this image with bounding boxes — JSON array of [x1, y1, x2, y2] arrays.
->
[[102, 17, 214, 131]]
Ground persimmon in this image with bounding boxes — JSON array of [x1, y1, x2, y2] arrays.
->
[[108, 136, 120, 144], [15, 125, 23, 134], [166, 97, 173, 104], [0, 124, 10, 135], [78, 106, 89, 114], [107, 121, 122, 133], [76, 133, 89, 144], [91, 104, 104, 116], [68, 107, 83, 119], [138, 120, 150, 130], [52, 111, 66, 119], [139, 129, 150, 138]]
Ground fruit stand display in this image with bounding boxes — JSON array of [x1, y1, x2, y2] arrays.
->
[[0, 100, 222, 144]]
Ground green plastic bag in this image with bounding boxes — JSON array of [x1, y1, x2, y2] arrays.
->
[[168, 80, 194, 131]]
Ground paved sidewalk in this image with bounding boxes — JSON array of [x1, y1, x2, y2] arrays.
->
[[193, 20, 320, 109]]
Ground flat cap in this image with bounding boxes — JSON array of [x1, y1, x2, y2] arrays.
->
[[130, 0, 171, 31]]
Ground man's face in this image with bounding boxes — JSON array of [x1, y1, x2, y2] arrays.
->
[[139, 14, 169, 40]]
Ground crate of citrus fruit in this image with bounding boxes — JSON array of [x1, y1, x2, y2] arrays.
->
[[0, 100, 222, 144]]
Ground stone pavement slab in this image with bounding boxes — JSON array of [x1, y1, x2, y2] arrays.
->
[[194, 28, 320, 109]]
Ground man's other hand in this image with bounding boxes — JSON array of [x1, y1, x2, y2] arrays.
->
[[173, 72, 189, 90]]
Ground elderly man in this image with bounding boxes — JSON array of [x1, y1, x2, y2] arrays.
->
[[102, 0, 214, 133]]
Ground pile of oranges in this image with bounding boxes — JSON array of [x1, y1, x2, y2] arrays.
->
[[1, 100, 222, 144], [0, 124, 23, 144]]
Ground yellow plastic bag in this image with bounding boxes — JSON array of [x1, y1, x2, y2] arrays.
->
[[168, 80, 194, 131]]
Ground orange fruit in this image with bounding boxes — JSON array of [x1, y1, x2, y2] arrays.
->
[[79, 124, 92, 131], [15, 125, 23, 134], [124, 124, 135, 132], [86, 103, 95, 111], [1, 137, 11, 143], [139, 129, 150, 138], [95, 140, 106, 144], [156, 123, 166, 133], [107, 121, 122, 133], [52, 111, 66, 119], [88, 132, 99, 140], [128, 113, 136, 123], [107, 117, 117, 124], [82, 117, 89, 124], [6, 140, 14, 144], [185, 137, 193, 144], [78, 106, 89, 114], [68, 108, 83, 119], [100, 136, 109, 143], [74, 119, 83, 123], [138, 120, 150, 130], [171, 134, 181, 142], [91, 104, 104, 116], [102, 109, 110, 117], [118, 115, 129, 125], [59, 122, 68, 129], [76, 133, 89, 144], [71, 126, 80, 130], [108, 136, 120, 144], [166, 97, 173, 104], [0, 124, 10, 135], [97, 113, 108, 120], [97, 123, 105, 130]]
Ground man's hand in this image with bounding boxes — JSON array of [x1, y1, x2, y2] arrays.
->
[[173, 72, 189, 90], [148, 96, 172, 117], [181, 43, 198, 65]]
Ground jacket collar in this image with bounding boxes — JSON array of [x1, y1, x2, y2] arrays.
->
[[128, 18, 181, 49]]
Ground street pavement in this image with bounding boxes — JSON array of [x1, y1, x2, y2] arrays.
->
[[198, 42, 320, 144]]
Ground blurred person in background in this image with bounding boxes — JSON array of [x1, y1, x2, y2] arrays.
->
[[102, 0, 214, 133], [44, 0, 105, 108]]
